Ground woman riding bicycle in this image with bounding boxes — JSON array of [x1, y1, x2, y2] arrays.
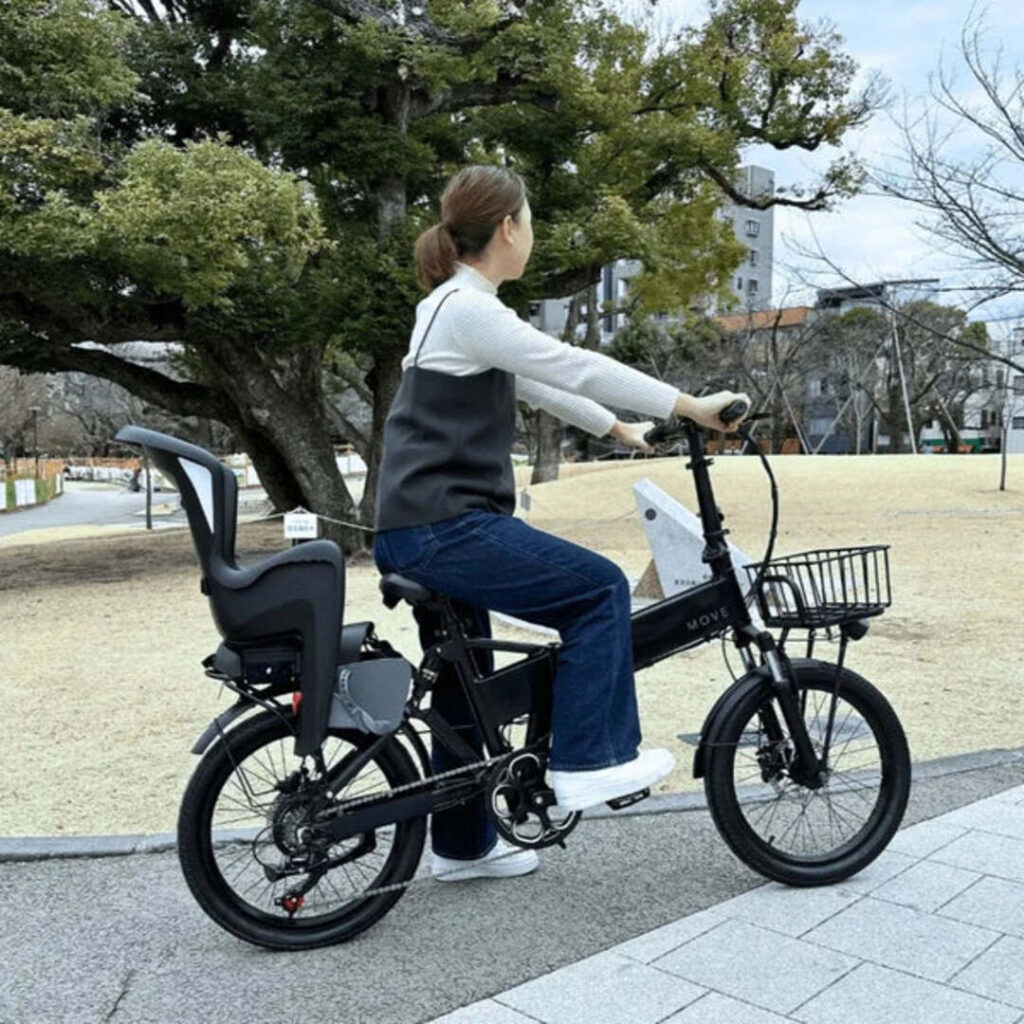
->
[[373, 164, 749, 882]]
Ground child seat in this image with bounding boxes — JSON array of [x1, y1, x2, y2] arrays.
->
[[113, 425, 344, 756]]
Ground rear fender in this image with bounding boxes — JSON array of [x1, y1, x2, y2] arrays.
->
[[190, 699, 257, 755], [190, 699, 428, 772]]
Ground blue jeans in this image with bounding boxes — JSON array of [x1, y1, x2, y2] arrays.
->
[[373, 508, 642, 860]]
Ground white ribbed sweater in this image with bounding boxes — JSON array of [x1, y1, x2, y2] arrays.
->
[[402, 261, 680, 437]]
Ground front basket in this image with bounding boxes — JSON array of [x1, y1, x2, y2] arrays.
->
[[742, 545, 892, 629]]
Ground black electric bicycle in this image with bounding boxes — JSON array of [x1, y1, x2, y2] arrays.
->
[[115, 399, 910, 951]]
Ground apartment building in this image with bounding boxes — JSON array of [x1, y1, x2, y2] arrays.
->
[[715, 165, 775, 313], [528, 166, 776, 341]]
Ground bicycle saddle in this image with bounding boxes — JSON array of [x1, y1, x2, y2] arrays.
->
[[379, 573, 436, 608]]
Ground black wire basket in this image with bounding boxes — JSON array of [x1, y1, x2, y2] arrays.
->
[[742, 545, 892, 629]]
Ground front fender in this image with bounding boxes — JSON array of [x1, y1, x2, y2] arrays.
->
[[692, 665, 771, 779], [691, 657, 834, 778]]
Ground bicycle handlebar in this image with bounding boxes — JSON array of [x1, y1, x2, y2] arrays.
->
[[642, 400, 767, 448]]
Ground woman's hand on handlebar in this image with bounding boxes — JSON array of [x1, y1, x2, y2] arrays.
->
[[674, 390, 751, 433], [608, 419, 656, 454]]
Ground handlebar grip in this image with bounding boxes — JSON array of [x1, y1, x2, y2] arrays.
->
[[642, 420, 676, 446], [718, 399, 748, 425]]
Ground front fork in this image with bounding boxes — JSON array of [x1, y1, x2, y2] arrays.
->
[[735, 625, 856, 790]]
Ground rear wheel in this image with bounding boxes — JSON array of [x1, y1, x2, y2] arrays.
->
[[178, 709, 426, 950], [704, 661, 911, 885]]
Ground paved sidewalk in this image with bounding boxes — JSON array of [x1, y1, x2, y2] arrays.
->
[[429, 783, 1024, 1024], [1, 756, 1020, 1024]]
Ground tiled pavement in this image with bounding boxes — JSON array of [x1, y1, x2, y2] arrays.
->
[[427, 783, 1024, 1024]]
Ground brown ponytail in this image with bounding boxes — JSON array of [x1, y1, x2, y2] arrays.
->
[[413, 164, 529, 292]]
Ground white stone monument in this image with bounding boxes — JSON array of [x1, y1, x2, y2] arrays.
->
[[633, 477, 763, 628]]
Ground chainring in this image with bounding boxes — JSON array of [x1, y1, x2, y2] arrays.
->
[[485, 750, 581, 849]]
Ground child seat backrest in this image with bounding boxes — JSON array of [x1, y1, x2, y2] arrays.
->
[[113, 424, 238, 575]]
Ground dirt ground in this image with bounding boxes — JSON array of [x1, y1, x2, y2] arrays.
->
[[2, 454, 1023, 837]]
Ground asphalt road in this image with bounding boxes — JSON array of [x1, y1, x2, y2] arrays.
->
[[0, 481, 273, 540], [0, 482, 177, 539], [2, 752, 1021, 1024]]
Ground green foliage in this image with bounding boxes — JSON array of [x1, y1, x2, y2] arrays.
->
[[97, 137, 328, 310], [0, 0, 882, 487], [661, 0, 880, 206], [0, 0, 138, 117]]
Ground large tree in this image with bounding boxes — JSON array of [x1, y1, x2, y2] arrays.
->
[[1, 0, 881, 550]]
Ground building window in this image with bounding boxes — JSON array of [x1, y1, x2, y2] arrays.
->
[[747, 279, 758, 293], [1015, 375, 1024, 394], [981, 409, 989, 429], [749, 248, 758, 266], [745, 219, 760, 237], [736, 276, 743, 290], [1013, 416, 1024, 430], [997, 369, 1004, 388]]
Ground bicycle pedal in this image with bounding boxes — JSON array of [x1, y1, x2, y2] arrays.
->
[[605, 788, 650, 811]]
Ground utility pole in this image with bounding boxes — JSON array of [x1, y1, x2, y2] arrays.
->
[[29, 405, 40, 478], [888, 303, 917, 454]]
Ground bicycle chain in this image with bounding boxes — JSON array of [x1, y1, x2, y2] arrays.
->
[[286, 751, 536, 903]]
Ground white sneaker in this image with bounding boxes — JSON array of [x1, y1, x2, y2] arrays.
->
[[432, 838, 539, 883], [549, 748, 675, 812]]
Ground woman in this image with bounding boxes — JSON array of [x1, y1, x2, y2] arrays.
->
[[373, 165, 749, 882]]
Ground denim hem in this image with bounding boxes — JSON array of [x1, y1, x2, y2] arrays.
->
[[432, 837, 498, 862], [548, 751, 638, 772]]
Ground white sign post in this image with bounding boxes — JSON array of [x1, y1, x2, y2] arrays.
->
[[633, 478, 763, 628], [14, 478, 37, 507], [284, 510, 319, 543]]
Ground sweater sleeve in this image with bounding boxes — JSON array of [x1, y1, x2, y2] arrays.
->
[[514, 375, 618, 437], [449, 292, 680, 420]]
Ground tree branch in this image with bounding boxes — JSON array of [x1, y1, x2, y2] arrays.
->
[[25, 344, 226, 423], [305, 0, 526, 55], [698, 159, 831, 211]]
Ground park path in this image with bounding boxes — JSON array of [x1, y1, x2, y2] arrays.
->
[[0, 752, 1020, 1024]]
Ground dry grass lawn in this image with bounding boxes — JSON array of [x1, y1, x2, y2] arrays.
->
[[2, 453, 1023, 837]]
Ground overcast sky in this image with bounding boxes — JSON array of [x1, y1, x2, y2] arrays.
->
[[613, 0, 1024, 330]]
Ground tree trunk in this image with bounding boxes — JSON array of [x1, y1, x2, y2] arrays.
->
[[530, 291, 584, 484], [886, 383, 905, 453], [770, 386, 786, 454], [1000, 420, 1008, 490], [208, 342, 366, 553], [530, 410, 564, 483], [359, 345, 405, 538]]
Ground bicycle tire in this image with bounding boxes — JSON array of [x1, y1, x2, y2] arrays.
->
[[704, 660, 910, 886], [178, 709, 426, 950]]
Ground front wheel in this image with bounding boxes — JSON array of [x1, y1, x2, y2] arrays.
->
[[177, 709, 426, 950], [704, 660, 911, 886]]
